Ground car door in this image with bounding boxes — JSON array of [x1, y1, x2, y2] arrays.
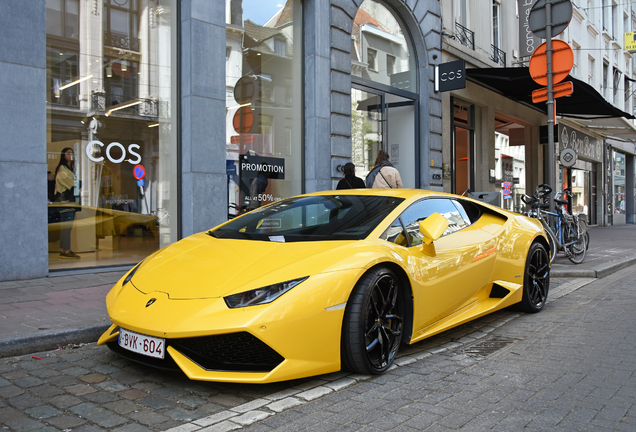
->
[[395, 198, 499, 332]]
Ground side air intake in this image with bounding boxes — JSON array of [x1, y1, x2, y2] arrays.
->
[[489, 284, 510, 299]]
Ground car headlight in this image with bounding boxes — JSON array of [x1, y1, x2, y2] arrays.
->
[[123, 261, 143, 287], [224, 277, 308, 309]]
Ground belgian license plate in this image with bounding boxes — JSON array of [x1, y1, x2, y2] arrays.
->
[[118, 328, 165, 359]]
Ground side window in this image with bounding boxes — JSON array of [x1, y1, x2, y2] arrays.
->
[[400, 199, 468, 246], [453, 199, 481, 223], [380, 219, 408, 246]]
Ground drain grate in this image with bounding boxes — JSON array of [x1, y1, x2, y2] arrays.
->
[[461, 336, 520, 357]]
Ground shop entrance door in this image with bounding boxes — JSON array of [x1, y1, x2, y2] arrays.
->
[[351, 85, 417, 187], [452, 99, 475, 195]]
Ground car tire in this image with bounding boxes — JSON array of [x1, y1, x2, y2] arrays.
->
[[341, 267, 403, 375], [515, 242, 550, 313]]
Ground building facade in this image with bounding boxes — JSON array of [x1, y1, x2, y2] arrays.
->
[[439, 0, 636, 227], [0, 0, 634, 282]]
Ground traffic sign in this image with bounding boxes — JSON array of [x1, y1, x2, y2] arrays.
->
[[232, 106, 254, 134], [133, 164, 146, 180], [560, 148, 577, 167], [529, 40, 573, 86], [233, 76, 256, 104], [502, 181, 512, 200], [529, 0, 573, 39], [532, 80, 573, 103]]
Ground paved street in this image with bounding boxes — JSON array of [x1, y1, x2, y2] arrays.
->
[[1, 266, 635, 431]]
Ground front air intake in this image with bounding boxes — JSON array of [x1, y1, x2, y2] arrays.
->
[[107, 331, 284, 373], [171, 332, 284, 372]]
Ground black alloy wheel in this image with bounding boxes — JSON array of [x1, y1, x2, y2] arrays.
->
[[341, 267, 403, 374], [516, 242, 550, 313]]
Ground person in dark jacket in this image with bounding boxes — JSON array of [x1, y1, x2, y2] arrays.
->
[[336, 162, 366, 189]]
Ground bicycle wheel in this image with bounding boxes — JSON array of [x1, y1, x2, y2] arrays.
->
[[546, 229, 557, 263], [579, 218, 590, 251], [565, 220, 587, 264]]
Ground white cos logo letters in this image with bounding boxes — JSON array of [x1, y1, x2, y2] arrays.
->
[[86, 141, 142, 165], [440, 69, 463, 82]]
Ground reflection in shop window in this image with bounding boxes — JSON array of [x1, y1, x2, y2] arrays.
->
[[386, 54, 396, 76], [351, 0, 416, 90], [47, 49, 79, 106], [46, 0, 79, 39], [367, 48, 378, 71], [614, 152, 625, 215], [226, 0, 302, 218], [46, 0, 178, 270]]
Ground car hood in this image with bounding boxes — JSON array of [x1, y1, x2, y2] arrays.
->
[[130, 232, 369, 299]]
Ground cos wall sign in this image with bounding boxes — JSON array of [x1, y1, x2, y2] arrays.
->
[[435, 60, 466, 92]]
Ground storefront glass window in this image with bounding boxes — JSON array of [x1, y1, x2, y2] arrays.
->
[[614, 151, 626, 215], [226, 0, 303, 217], [351, 0, 417, 93], [495, 132, 525, 213], [46, 0, 178, 270], [350, 1, 418, 187]]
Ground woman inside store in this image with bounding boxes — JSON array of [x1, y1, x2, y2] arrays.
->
[[54, 147, 80, 259]]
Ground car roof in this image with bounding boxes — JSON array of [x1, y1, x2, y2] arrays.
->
[[303, 188, 451, 200]]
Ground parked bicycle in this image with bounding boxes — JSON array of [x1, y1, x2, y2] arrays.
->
[[558, 187, 590, 251], [522, 184, 587, 264]]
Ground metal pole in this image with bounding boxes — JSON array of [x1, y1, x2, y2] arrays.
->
[[546, 0, 555, 211]]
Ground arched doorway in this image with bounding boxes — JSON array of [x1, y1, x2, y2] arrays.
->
[[350, 0, 419, 188]]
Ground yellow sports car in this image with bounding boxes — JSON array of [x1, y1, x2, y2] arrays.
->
[[98, 189, 550, 383]]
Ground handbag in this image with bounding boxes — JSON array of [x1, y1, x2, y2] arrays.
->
[[55, 188, 75, 203]]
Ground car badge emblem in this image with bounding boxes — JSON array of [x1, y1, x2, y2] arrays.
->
[[146, 298, 157, 308]]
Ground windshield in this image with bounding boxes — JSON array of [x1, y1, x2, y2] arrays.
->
[[209, 195, 404, 242]]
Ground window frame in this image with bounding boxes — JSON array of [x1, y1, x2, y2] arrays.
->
[[380, 197, 477, 248], [367, 48, 378, 72]]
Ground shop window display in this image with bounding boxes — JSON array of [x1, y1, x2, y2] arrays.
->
[[226, 0, 303, 217], [614, 152, 626, 215], [46, 0, 178, 270]]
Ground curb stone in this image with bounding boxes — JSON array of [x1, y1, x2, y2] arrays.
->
[[0, 324, 110, 358]]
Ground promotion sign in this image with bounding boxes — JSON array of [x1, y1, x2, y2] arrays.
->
[[238, 153, 285, 208], [239, 154, 285, 180]]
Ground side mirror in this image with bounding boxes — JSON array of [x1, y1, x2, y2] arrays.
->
[[419, 212, 448, 245]]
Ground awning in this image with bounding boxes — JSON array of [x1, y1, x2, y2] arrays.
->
[[571, 116, 636, 142], [466, 67, 635, 120]]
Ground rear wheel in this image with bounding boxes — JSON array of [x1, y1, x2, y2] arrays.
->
[[579, 218, 590, 251], [515, 242, 550, 313], [565, 220, 587, 264], [341, 267, 403, 374]]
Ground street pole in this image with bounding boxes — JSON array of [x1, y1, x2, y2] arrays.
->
[[546, 0, 555, 211]]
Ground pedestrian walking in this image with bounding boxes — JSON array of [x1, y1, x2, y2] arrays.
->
[[365, 149, 402, 189], [336, 162, 366, 189]]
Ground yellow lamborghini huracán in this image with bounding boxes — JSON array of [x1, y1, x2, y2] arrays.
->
[[99, 189, 550, 383]]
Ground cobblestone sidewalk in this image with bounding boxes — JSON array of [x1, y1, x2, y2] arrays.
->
[[1, 274, 618, 432]]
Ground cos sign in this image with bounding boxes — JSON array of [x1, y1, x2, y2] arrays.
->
[[86, 140, 142, 164], [435, 59, 466, 92]]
